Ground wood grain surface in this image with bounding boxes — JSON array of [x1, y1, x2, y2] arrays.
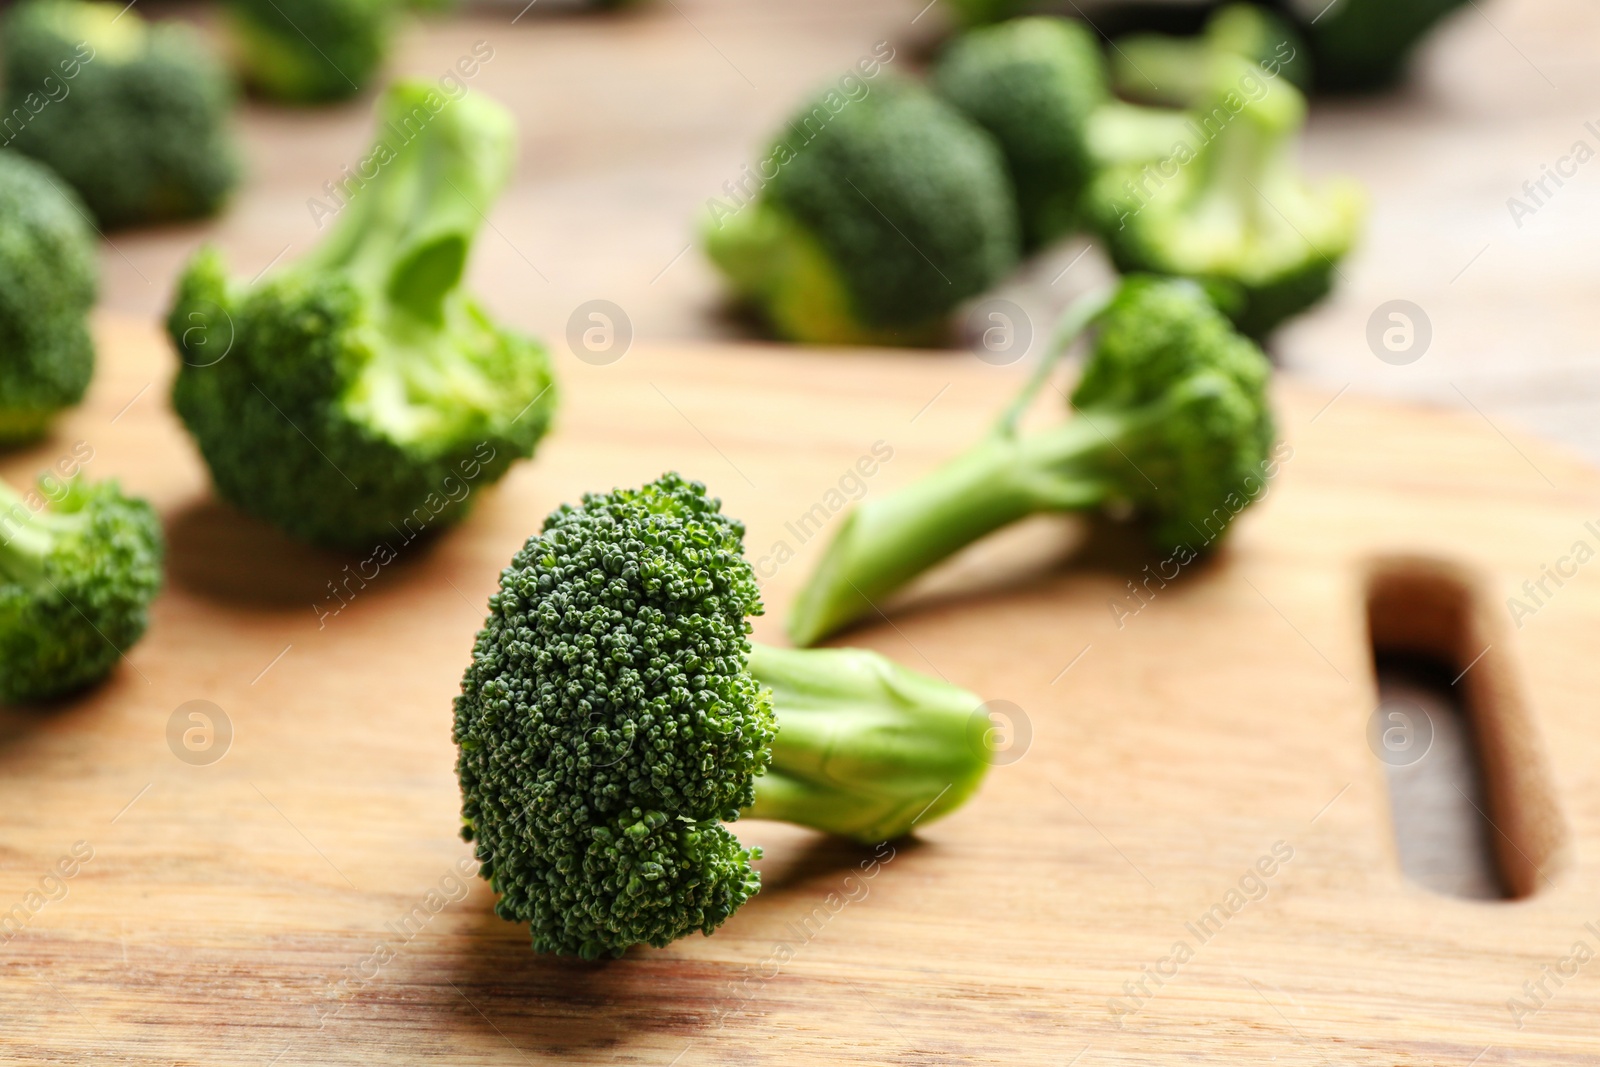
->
[[0, 316, 1596, 1064]]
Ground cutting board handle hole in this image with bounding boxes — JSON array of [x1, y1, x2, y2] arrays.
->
[[1365, 558, 1566, 901]]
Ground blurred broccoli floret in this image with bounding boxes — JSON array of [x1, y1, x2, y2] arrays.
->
[[945, 0, 1030, 28], [1, 0, 240, 229], [225, 0, 397, 104], [455, 473, 992, 958], [1283, 0, 1468, 92], [1084, 55, 1363, 336], [0, 153, 97, 444], [789, 277, 1276, 645], [934, 17, 1109, 250], [0, 474, 163, 703], [703, 77, 1020, 346], [168, 81, 556, 551], [1111, 3, 1309, 105]]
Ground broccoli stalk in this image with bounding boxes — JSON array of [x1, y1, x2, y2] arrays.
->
[[742, 644, 987, 843], [1084, 56, 1365, 337], [169, 80, 555, 551], [0, 475, 163, 703], [1109, 3, 1310, 107], [454, 473, 992, 958], [788, 277, 1275, 646]]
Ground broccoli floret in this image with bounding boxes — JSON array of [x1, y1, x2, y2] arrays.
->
[[703, 77, 1020, 346], [1083, 55, 1364, 337], [788, 277, 1275, 645], [1, 0, 240, 229], [0, 153, 97, 444], [167, 81, 556, 551], [0, 474, 163, 703], [1282, 0, 1468, 92], [1111, 4, 1310, 105], [225, 0, 397, 104], [944, 0, 1030, 29], [934, 17, 1109, 250], [454, 473, 991, 958]]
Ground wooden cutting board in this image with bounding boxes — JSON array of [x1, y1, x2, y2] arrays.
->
[[1, 315, 1596, 1065]]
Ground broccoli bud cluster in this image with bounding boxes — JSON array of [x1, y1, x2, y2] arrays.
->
[[455, 474, 775, 958], [0, 153, 97, 444]]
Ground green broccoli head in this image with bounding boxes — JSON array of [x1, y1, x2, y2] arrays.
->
[[1110, 3, 1310, 106], [456, 474, 773, 959], [934, 17, 1110, 250], [456, 473, 991, 957], [0, 474, 163, 703], [1287, 0, 1468, 92], [0, 152, 97, 444], [1, 0, 240, 229], [788, 276, 1276, 646], [1084, 56, 1364, 336], [168, 81, 556, 551], [226, 0, 397, 104], [703, 76, 1020, 346], [1068, 275, 1275, 547]]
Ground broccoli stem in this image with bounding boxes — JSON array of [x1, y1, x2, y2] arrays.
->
[[1109, 36, 1215, 108], [0, 479, 63, 588], [785, 415, 1129, 646], [299, 82, 514, 323], [743, 643, 989, 843], [787, 290, 1123, 646], [1084, 100, 1197, 169]]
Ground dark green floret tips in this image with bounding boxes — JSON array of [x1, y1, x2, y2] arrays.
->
[[455, 474, 993, 957]]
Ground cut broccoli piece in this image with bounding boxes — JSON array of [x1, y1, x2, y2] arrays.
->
[[788, 277, 1276, 645], [1279, 0, 1468, 92], [934, 17, 1110, 250], [0, 153, 97, 444], [0, 474, 163, 703], [1083, 55, 1364, 336], [1111, 3, 1310, 105], [167, 80, 556, 551], [454, 473, 992, 958], [225, 0, 397, 104], [703, 76, 1020, 346], [1, 0, 240, 229]]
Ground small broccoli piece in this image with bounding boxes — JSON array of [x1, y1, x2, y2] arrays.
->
[[1083, 55, 1364, 337], [1111, 4, 1310, 105], [788, 277, 1275, 645], [703, 77, 1020, 346], [168, 81, 556, 551], [1283, 0, 1467, 92], [944, 0, 1030, 29], [0, 474, 163, 703], [1, 0, 240, 229], [225, 0, 397, 104], [934, 17, 1109, 250], [0, 153, 97, 444], [454, 473, 991, 958]]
